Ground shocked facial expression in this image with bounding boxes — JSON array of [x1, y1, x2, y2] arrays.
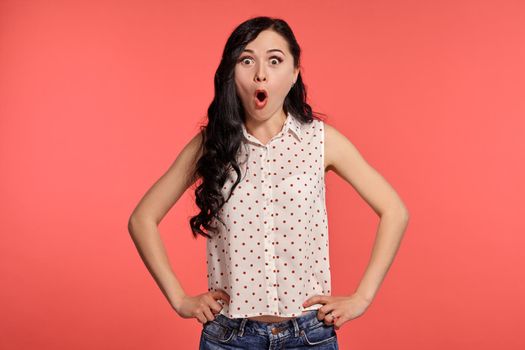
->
[[234, 29, 299, 119]]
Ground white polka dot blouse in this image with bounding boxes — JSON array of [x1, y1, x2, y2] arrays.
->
[[206, 111, 332, 318]]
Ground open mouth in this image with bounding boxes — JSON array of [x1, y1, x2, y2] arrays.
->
[[256, 91, 267, 102], [254, 89, 268, 102], [253, 88, 268, 109]]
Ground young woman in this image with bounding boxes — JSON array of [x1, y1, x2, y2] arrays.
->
[[128, 16, 409, 349]]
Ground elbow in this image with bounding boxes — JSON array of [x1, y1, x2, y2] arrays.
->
[[127, 215, 137, 235], [128, 214, 158, 235], [399, 207, 410, 223], [402, 207, 410, 221], [383, 205, 410, 222], [128, 215, 144, 235]]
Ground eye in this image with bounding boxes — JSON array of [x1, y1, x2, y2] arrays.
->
[[237, 56, 283, 65], [239, 56, 253, 65], [270, 56, 283, 65]]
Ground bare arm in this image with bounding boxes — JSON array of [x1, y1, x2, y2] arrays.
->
[[324, 122, 410, 305], [127, 131, 204, 311]]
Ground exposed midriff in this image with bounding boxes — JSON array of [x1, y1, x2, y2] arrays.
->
[[247, 310, 312, 323]]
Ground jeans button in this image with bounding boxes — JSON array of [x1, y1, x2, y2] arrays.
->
[[271, 327, 284, 334]]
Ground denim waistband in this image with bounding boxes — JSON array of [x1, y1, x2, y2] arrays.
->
[[210, 310, 323, 338]]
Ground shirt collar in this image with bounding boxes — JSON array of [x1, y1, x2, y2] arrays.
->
[[241, 111, 302, 145]]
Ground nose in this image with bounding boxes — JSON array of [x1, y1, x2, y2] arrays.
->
[[255, 74, 266, 82], [255, 66, 266, 82]]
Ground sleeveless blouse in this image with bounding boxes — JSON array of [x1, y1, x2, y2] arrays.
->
[[205, 111, 332, 318]]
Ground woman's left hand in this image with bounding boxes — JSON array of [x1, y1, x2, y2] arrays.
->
[[302, 293, 371, 330]]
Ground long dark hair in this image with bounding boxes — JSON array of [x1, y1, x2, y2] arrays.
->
[[189, 16, 326, 239]]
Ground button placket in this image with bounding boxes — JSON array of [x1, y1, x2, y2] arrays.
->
[[261, 144, 278, 313]]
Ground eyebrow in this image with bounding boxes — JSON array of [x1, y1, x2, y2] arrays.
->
[[242, 48, 286, 56]]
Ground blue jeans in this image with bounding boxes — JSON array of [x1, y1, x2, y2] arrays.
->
[[199, 309, 339, 349]]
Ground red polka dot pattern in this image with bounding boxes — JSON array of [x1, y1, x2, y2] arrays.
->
[[205, 112, 332, 318]]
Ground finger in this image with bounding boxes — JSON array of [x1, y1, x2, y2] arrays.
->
[[196, 312, 208, 324], [211, 307, 220, 316], [303, 295, 326, 308], [207, 297, 226, 315], [212, 289, 231, 304], [324, 312, 337, 325], [333, 315, 345, 330], [317, 304, 336, 320], [203, 307, 216, 322], [320, 313, 334, 324], [302, 295, 317, 308]]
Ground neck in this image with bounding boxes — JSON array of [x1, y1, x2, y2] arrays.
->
[[243, 109, 288, 144]]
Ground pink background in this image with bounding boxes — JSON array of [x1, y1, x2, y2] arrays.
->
[[1, 0, 524, 349]]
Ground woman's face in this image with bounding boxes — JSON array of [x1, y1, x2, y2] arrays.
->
[[234, 29, 299, 121]]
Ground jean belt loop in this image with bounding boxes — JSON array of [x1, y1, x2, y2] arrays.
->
[[291, 318, 300, 338], [237, 318, 248, 337]]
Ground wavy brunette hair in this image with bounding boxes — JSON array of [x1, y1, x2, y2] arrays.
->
[[189, 16, 325, 239]]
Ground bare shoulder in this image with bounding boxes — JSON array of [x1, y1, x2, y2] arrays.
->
[[129, 130, 205, 224], [323, 119, 372, 178], [323, 121, 357, 172], [164, 129, 205, 187], [323, 120, 409, 216], [183, 129, 205, 167]]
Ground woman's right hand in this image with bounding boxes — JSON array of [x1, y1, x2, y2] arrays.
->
[[174, 290, 231, 324]]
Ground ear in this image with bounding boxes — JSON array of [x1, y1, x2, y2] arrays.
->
[[293, 67, 299, 82]]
